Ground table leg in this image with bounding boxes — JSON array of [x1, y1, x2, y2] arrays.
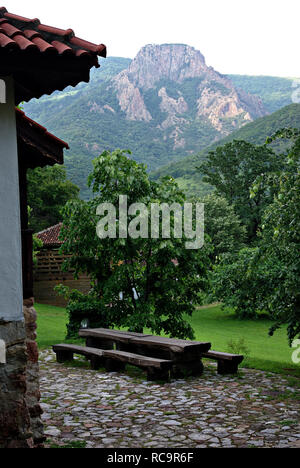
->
[[104, 358, 126, 372], [147, 367, 170, 382], [55, 350, 74, 363], [171, 360, 204, 379], [217, 360, 239, 375], [90, 356, 104, 370]]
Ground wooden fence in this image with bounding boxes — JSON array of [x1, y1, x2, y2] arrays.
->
[[33, 249, 91, 307]]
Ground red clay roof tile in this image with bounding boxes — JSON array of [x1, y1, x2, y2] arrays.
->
[[36, 223, 63, 246], [51, 40, 73, 55], [23, 29, 40, 40], [3, 10, 40, 24], [14, 33, 38, 51], [32, 36, 56, 53], [0, 31, 16, 48]]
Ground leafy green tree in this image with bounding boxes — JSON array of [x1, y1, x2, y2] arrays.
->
[[59, 149, 211, 339], [27, 165, 80, 233], [211, 129, 300, 343], [252, 129, 300, 343], [198, 140, 284, 243]]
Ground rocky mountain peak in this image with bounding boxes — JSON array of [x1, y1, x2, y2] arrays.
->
[[124, 43, 207, 89], [112, 43, 266, 136]]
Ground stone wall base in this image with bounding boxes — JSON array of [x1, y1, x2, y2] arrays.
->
[[23, 301, 45, 446], [0, 320, 33, 448], [0, 300, 44, 448]]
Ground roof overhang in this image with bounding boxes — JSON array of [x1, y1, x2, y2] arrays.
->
[[0, 7, 107, 103], [16, 108, 69, 169]]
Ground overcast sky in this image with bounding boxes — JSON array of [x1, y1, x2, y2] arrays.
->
[[5, 0, 300, 77]]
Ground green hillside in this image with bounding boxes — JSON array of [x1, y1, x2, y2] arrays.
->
[[151, 103, 300, 198], [228, 75, 296, 114], [23, 50, 299, 200], [24, 55, 225, 199]]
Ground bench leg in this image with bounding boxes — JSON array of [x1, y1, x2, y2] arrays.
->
[[217, 360, 239, 375], [90, 356, 104, 371], [147, 367, 170, 382], [171, 360, 204, 379], [104, 358, 126, 372], [55, 350, 74, 363]]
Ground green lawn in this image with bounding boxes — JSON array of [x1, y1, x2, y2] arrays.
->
[[188, 304, 300, 376], [36, 303, 69, 349], [35, 302, 300, 377]]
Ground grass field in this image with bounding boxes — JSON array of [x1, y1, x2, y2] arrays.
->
[[35, 302, 300, 377]]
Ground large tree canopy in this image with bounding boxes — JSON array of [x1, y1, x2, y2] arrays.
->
[[59, 149, 211, 339], [198, 140, 284, 243], [210, 129, 300, 344], [254, 129, 300, 343]]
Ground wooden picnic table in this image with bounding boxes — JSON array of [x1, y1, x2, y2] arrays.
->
[[79, 327, 211, 378], [53, 328, 244, 380]]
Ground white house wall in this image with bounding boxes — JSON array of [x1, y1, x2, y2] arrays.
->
[[0, 76, 23, 322]]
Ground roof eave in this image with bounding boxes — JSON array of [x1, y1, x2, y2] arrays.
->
[[16, 109, 68, 168]]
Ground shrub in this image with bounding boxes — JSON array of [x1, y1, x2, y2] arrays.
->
[[227, 338, 250, 357], [55, 286, 110, 339]]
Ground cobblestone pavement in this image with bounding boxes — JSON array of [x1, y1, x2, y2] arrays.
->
[[39, 349, 300, 448]]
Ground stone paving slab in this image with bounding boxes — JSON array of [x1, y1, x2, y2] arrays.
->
[[39, 349, 300, 448]]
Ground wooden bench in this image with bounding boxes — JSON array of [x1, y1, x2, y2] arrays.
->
[[52, 344, 173, 381], [201, 350, 244, 375]]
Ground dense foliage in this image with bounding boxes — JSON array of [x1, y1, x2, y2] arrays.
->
[[55, 288, 110, 339], [195, 194, 246, 259], [211, 247, 283, 319], [198, 140, 284, 243], [27, 165, 80, 233]]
